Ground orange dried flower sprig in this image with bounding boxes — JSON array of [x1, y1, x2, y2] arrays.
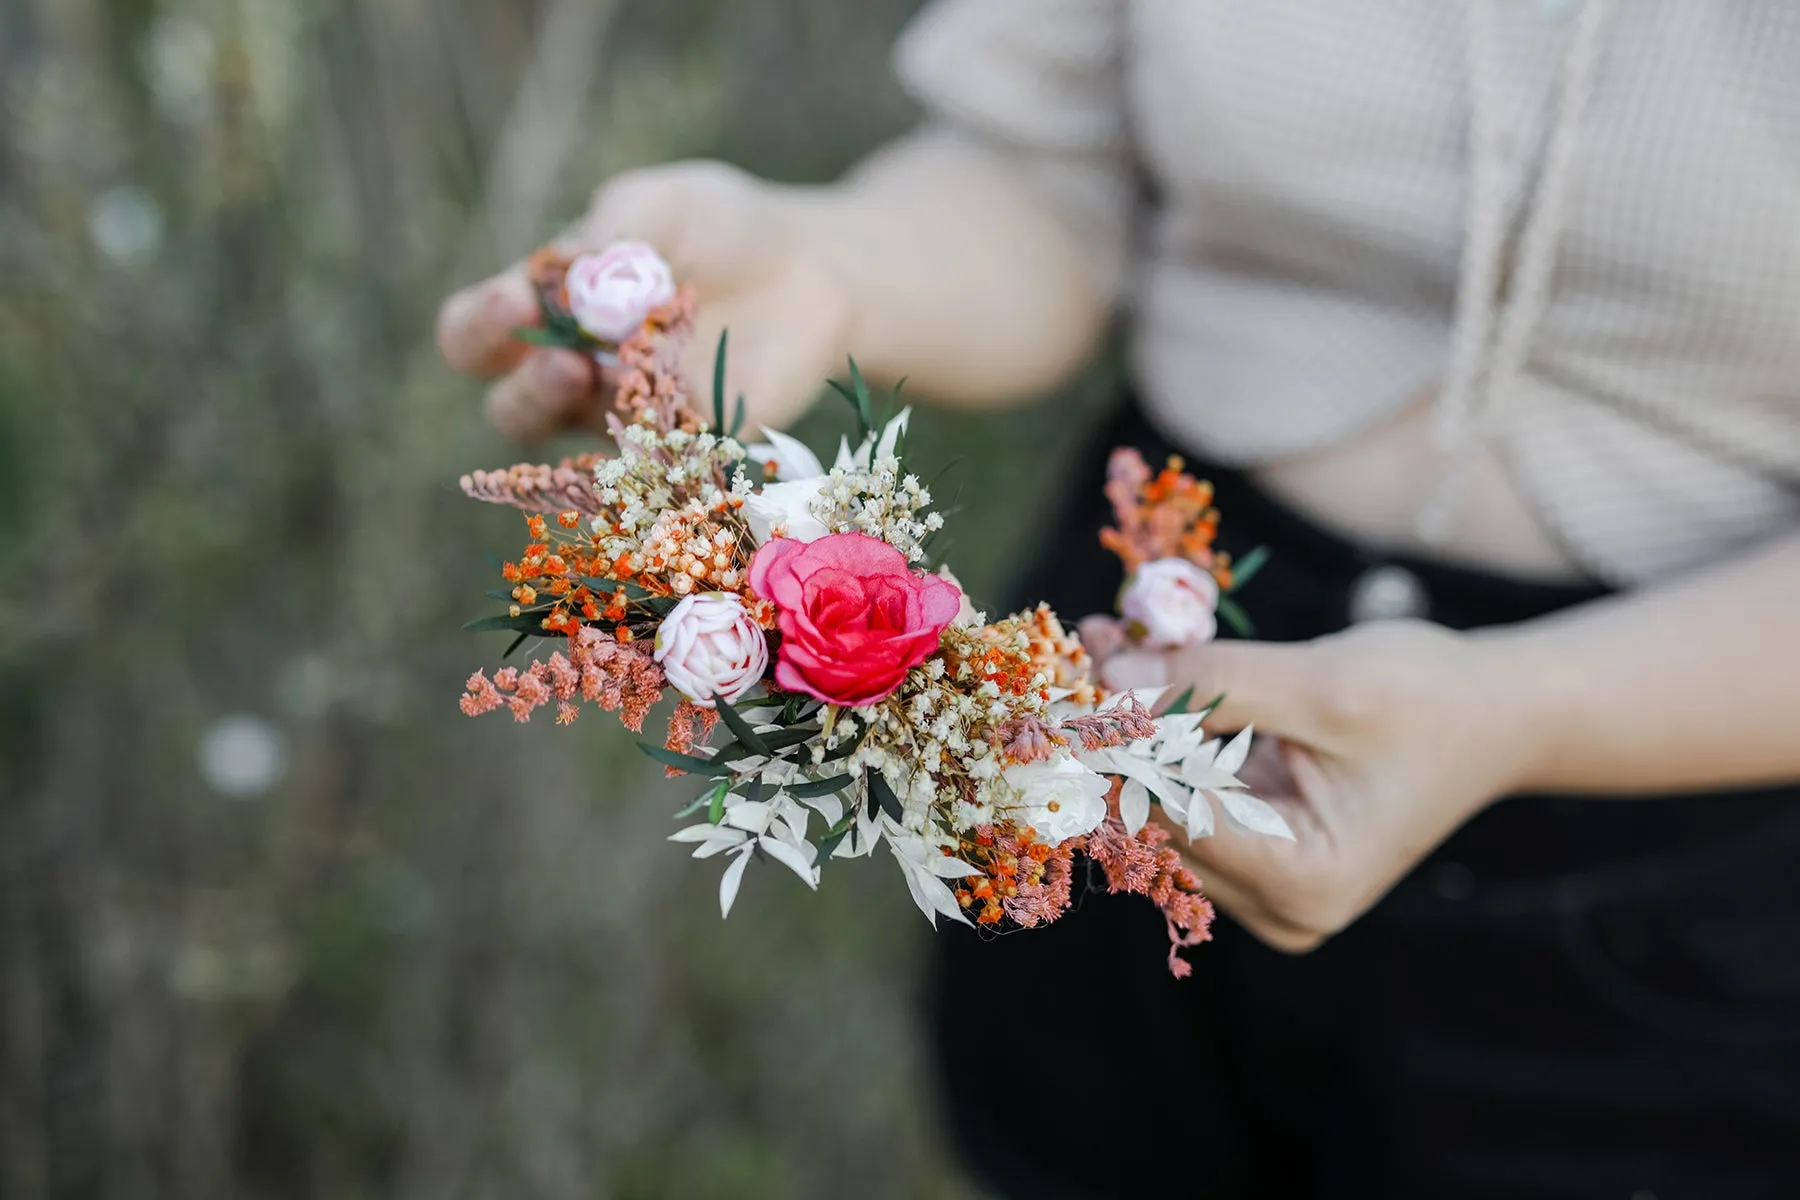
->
[[1099, 448, 1234, 586]]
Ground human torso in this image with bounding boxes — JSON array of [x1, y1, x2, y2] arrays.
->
[[1124, 0, 1800, 584]]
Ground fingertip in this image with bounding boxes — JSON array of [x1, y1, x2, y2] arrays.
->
[[1101, 652, 1168, 692], [526, 347, 596, 403], [438, 273, 538, 374]]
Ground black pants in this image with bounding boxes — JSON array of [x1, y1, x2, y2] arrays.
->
[[930, 402, 1800, 1200]]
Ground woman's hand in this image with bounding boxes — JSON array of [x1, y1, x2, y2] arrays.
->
[[1100, 621, 1531, 952], [436, 160, 854, 440]]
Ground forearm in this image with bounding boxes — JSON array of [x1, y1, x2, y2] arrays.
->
[[788, 127, 1115, 406], [1479, 531, 1800, 795]]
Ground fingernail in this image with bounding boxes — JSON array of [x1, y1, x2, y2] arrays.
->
[[1102, 653, 1167, 691]]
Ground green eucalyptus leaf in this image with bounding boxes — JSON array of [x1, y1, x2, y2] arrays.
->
[[784, 774, 855, 799], [812, 820, 854, 867], [711, 329, 729, 432], [1227, 545, 1271, 593], [866, 771, 904, 822], [1218, 595, 1257, 639], [712, 695, 771, 757], [462, 612, 546, 633], [638, 744, 729, 777], [706, 778, 730, 824]]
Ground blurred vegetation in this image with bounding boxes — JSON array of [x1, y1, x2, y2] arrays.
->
[[0, 1, 1114, 1196]]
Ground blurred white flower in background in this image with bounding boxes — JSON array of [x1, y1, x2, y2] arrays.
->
[[87, 186, 163, 267], [197, 714, 288, 799], [140, 14, 216, 126]]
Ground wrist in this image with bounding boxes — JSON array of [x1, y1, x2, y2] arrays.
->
[[1463, 622, 1573, 799]]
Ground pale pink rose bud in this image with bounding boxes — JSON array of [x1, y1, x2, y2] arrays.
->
[[1119, 557, 1219, 649], [652, 592, 769, 708], [564, 241, 676, 343]]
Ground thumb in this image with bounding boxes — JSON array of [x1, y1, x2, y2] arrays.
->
[[1105, 639, 1326, 739]]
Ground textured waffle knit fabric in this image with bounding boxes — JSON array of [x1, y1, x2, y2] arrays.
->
[[894, 0, 1800, 584]]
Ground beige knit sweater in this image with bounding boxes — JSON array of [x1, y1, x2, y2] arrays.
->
[[894, 0, 1800, 584]]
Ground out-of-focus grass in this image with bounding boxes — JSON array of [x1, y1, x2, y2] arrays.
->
[[0, 2, 1114, 1196]]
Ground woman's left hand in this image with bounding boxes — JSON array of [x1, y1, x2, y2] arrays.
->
[[1099, 619, 1531, 952]]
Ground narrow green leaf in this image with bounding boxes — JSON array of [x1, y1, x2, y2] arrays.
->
[[512, 325, 563, 347], [637, 743, 729, 777], [673, 793, 711, 819], [712, 694, 771, 757], [462, 612, 544, 633], [822, 726, 869, 761], [706, 778, 729, 824], [847, 358, 874, 438], [1227, 545, 1271, 593], [785, 774, 854, 799], [812, 820, 854, 867], [730, 392, 747, 438], [1195, 691, 1228, 723], [866, 771, 904, 822], [1162, 685, 1198, 716], [742, 776, 766, 807], [1217, 595, 1257, 638], [711, 328, 729, 432], [759, 724, 823, 752]]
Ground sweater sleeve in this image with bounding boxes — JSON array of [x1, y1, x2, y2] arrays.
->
[[892, 0, 1135, 302]]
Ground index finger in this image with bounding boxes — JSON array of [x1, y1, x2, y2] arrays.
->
[[436, 263, 539, 377]]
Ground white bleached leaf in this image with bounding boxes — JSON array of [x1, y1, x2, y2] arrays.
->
[[799, 792, 844, 827], [875, 407, 911, 460], [1218, 791, 1295, 840], [722, 800, 774, 834], [747, 426, 825, 480], [1083, 747, 1185, 808], [1185, 790, 1216, 840], [927, 856, 985, 879], [669, 824, 750, 845], [718, 846, 754, 918], [1119, 778, 1152, 836], [759, 834, 821, 889], [1215, 725, 1254, 776]]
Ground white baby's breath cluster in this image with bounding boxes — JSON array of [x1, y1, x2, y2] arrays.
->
[[810, 458, 944, 564], [591, 422, 750, 588]]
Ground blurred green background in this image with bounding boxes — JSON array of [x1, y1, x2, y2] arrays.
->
[[0, 2, 1116, 1196]]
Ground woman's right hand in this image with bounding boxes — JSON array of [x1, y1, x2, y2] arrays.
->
[[436, 160, 855, 441]]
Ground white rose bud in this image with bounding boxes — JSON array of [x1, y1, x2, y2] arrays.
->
[[564, 241, 676, 343], [1002, 753, 1111, 845], [1119, 557, 1219, 649], [652, 593, 769, 708], [742, 478, 833, 545]]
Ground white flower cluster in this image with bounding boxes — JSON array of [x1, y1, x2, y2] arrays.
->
[[810, 458, 945, 563], [592, 424, 747, 552], [740, 409, 942, 559]]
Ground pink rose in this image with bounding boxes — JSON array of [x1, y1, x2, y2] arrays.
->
[[748, 533, 961, 708], [564, 241, 676, 342], [652, 593, 769, 707], [1119, 557, 1219, 649]]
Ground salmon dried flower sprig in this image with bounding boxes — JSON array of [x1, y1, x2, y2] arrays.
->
[[454, 241, 1295, 976]]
